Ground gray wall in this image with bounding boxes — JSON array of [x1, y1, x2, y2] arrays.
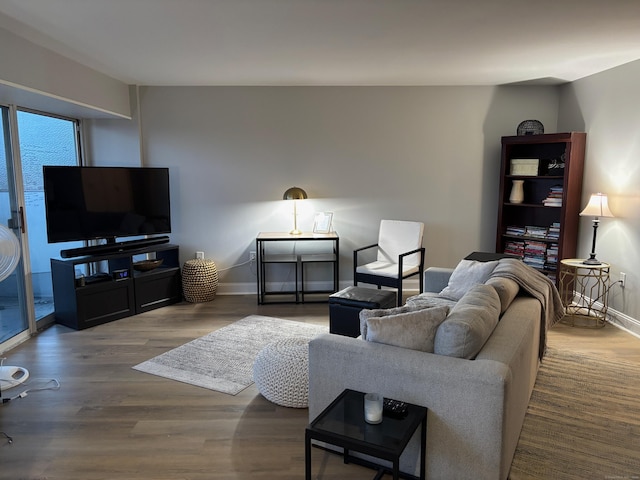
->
[[85, 86, 143, 166], [0, 22, 130, 119], [131, 85, 559, 293], [559, 59, 640, 328]]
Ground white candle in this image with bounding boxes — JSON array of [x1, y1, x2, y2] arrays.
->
[[364, 393, 383, 424]]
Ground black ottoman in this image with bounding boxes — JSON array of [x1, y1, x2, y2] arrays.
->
[[328, 286, 397, 337]]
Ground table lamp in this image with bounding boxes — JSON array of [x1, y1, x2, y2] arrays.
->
[[283, 187, 307, 235], [579, 192, 614, 265]]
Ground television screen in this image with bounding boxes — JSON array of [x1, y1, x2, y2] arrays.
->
[[43, 166, 171, 243]]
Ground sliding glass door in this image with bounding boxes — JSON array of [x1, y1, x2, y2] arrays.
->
[[0, 106, 82, 349], [17, 110, 83, 324]]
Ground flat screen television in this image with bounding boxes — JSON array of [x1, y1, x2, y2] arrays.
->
[[43, 166, 171, 245]]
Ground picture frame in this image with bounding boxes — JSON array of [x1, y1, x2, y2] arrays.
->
[[313, 212, 333, 234]]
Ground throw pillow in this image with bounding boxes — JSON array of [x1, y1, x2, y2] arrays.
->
[[485, 276, 520, 314], [365, 305, 450, 352], [439, 259, 499, 301], [434, 284, 501, 359], [360, 305, 417, 339]]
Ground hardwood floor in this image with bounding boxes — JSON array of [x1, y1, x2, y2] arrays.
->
[[1, 295, 638, 479]]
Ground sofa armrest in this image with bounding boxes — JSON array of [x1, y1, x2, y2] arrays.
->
[[423, 266, 453, 293], [309, 333, 511, 479]]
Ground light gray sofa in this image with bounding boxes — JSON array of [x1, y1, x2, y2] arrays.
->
[[308, 265, 543, 480]]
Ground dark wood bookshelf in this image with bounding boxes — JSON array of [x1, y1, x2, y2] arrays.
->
[[496, 132, 586, 283]]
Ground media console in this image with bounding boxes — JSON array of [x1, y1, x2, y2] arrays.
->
[[51, 243, 181, 330]]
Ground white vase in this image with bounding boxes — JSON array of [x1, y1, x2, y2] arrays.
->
[[509, 180, 524, 204]]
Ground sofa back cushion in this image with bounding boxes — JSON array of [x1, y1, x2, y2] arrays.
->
[[363, 305, 450, 352], [434, 284, 501, 359], [439, 259, 499, 300], [485, 276, 520, 314]]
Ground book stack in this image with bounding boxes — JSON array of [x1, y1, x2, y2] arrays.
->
[[545, 243, 559, 269], [523, 240, 547, 269], [506, 225, 525, 237], [542, 185, 563, 207], [504, 240, 525, 257], [547, 222, 560, 241], [525, 225, 548, 239], [503, 222, 563, 273]]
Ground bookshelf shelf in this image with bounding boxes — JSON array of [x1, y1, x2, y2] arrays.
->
[[502, 203, 560, 208]]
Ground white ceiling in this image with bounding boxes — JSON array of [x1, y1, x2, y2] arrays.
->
[[1, 0, 640, 86]]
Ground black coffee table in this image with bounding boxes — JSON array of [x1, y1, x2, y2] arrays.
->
[[305, 389, 427, 480]]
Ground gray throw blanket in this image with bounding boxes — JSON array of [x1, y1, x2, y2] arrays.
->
[[490, 258, 566, 359]]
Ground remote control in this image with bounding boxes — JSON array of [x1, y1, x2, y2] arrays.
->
[[383, 398, 409, 418]]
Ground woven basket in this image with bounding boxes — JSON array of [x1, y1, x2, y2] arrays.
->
[[182, 259, 218, 303]]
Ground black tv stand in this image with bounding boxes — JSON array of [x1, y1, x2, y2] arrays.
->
[[60, 236, 170, 258], [51, 243, 181, 330]]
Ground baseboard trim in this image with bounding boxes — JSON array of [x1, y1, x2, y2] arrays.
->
[[607, 307, 640, 339], [216, 280, 421, 297], [566, 291, 640, 338], [0, 330, 32, 355]]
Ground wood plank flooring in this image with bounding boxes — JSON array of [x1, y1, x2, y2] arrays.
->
[[1, 295, 638, 479]]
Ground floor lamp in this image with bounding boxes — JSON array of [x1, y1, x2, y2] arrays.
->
[[283, 187, 307, 235], [579, 192, 614, 265]]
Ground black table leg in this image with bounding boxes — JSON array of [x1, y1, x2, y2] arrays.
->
[[420, 415, 427, 480], [305, 430, 311, 480]]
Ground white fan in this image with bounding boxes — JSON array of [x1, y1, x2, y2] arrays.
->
[[0, 224, 30, 391], [0, 224, 20, 282]]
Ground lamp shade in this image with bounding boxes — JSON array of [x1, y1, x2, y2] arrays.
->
[[283, 187, 307, 201], [579, 193, 614, 218]]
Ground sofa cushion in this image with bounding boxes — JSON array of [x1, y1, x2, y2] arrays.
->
[[434, 284, 501, 359], [485, 276, 520, 314], [364, 305, 450, 352], [359, 305, 417, 339], [405, 292, 458, 311], [439, 259, 499, 301]]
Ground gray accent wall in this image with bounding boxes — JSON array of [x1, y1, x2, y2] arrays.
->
[[135, 85, 558, 293], [559, 59, 640, 330]]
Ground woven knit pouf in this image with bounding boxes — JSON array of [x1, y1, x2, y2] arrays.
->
[[182, 259, 218, 303], [253, 337, 311, 408]]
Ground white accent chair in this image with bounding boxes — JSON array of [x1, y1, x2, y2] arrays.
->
[[353, 219, 425, 306]]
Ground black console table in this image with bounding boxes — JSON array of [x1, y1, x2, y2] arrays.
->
[[51, 243, 182, 330], [256, 232, 339, 304]]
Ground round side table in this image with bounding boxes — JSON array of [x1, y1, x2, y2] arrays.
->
[[182, 259, 218, 303], [559, 258, 610, 328]]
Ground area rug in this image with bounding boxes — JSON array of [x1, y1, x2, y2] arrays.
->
[[132, 315, 327, 395], [509, 347, 640, 479]]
